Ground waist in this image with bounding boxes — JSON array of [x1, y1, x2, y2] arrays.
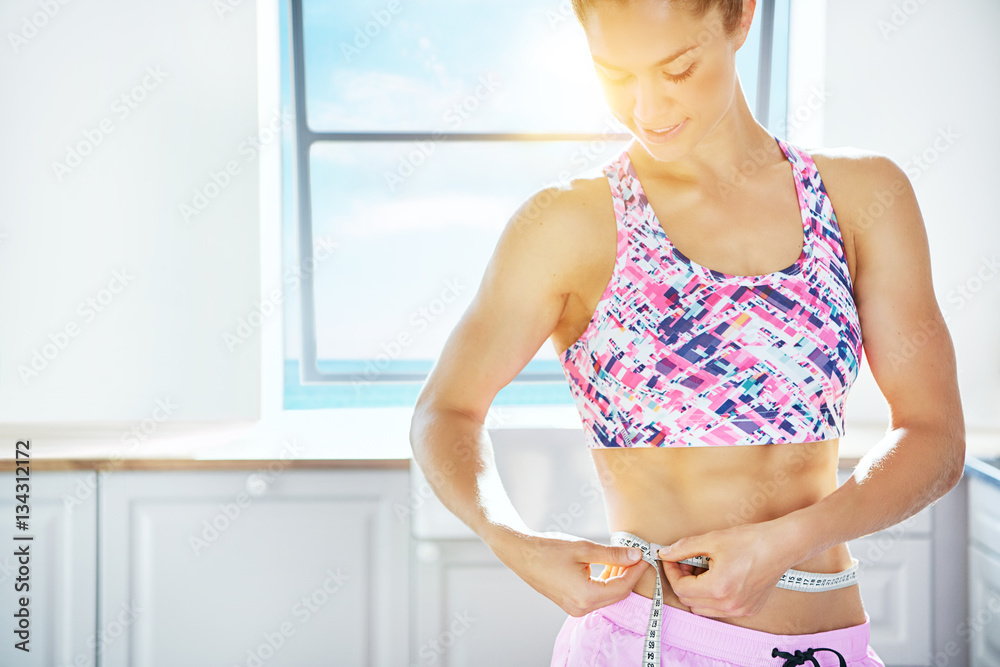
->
[[612, 531, 866, 634], [592, 439, 869, 633], [616, 531, 860, 592]]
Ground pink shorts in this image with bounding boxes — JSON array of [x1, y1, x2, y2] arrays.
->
[[550, 591, 886, 667]]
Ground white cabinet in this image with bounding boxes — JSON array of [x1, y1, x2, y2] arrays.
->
[[968, 546, 1000, 667], [0, 470, 97, 666], [837, 470, 935, 666], [969, 474, 1000, 667], [99, 468, 409, 667], [969, 473, 1000, 555]]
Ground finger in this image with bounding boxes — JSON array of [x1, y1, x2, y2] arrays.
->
[[661, 559, 712, 598], [688, 606, 728, 618], [677, 564, 707, 578], [590, 558, 649, 604], [672, 592, 726, 609], [660, 559, 688, 590], [577, 540, 644, 568], [596, 545, 645, 566], [595, 561, 635, 581]]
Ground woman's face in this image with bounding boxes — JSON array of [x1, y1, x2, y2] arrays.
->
[[582, 0, 750, 160]]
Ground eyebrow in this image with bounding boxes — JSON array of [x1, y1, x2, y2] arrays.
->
[[592, 45, 696, 71]]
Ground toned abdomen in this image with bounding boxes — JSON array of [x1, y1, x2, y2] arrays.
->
[[591, 439, 869, 634]]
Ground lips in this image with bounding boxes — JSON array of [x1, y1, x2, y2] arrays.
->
[[642, 122, 682, 133], [638, 119, 687, 144]]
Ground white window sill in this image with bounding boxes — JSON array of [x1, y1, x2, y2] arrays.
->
[[194, 403, 586, 461]]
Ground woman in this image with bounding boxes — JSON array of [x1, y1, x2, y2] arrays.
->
[[409, 0, 966, 665]]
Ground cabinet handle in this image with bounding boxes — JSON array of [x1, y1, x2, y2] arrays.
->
[[416, 542, 440, 563], [246, 473, 269, 496]]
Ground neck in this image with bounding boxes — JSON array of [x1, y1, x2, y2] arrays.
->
[[628, 76, 779, 190]]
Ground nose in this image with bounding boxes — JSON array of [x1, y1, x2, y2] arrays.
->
[[633, 75, 672, 126]]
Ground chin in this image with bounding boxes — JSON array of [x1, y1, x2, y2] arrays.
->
[[638, 135, 689, 158]]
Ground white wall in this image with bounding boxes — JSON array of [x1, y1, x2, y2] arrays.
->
[[0, 0, 262, 426], [793, 0, 1000, 430]]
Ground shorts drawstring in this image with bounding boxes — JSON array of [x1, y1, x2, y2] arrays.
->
[[771, 646, 848, 667]]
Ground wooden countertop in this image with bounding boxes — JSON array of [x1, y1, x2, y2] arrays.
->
[[0, 457, 410, 471]]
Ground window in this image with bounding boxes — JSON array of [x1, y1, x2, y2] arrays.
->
[[281, 0, 790, 409]]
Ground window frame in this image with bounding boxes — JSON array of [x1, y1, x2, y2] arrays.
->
[[288, 0, 785, 387]]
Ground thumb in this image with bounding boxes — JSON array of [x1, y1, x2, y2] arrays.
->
[[604, 545, 645, 565], [657, 538, 698, 562], [656, 541, 676, 560]]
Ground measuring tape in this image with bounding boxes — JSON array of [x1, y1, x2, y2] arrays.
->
[[609, 531, 860, 667]]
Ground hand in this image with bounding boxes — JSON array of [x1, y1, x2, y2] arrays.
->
[[656, 520, 793, 617], [492, 529, 651, 617]]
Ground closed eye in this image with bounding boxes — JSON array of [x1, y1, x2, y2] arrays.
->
[[598, 63, 699, 85]]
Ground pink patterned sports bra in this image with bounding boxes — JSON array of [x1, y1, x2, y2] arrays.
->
[[558, 135, 862, 448]]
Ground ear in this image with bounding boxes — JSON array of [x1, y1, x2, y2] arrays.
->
[[733, 0, 757, 52]]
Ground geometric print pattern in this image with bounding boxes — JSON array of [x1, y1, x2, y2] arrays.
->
[[558, 135, 863, 448]]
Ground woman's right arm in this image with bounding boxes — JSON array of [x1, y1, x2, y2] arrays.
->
[[408, 183, 646, 616]]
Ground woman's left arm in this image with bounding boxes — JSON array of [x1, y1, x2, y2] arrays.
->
[[774, 150, 967, 565]]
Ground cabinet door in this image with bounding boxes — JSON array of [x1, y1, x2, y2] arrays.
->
[[100, 468, 408, 667], [969, 540, 1000, 666], [970, 476, 1000, 555], [850, 534, 932, 665], [0, 469, 97, 666], [413, 538, 578, 666]]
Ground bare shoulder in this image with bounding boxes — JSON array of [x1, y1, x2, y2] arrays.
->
[[808, 145, 912, 236], [807, 147, 917, 282], [505, 171, 616, 297]]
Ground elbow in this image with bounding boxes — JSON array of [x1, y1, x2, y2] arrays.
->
[[943, 434, 967, 490], [409, 402, 433, 457], [947, 446, 967, 489], [947, 466, 965, 491], [947, 417, 967, 486], [916, 417, 966, 490]]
